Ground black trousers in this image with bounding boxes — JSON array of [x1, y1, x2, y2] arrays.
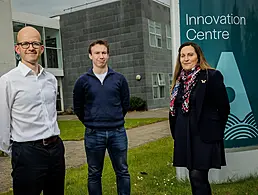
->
[[189, 169, 212, 195], [11, 137, 65, 195]]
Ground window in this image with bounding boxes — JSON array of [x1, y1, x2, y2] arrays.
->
[[13, 23, 46, 67], [56, 77, 64, 112], [13, 22, 25, 44], [44, 28, 63, 69], [148, 20, 162, 48], [13, 22, 25, 66], [168, 73, 173, 85], [152, 73, 165, 99], [31, 25, 45, 67], [168, 73, 173, 94], [12, 22, 64, 112], [166, 25, 172, 50], [12, 22, 63, 69]]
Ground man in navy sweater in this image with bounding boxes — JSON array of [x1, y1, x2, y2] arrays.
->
[[73, 40, 130, 195]]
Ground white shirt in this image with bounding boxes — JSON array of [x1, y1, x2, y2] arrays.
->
[[0, 62, 60, 155], [94, 72, 107, 84]]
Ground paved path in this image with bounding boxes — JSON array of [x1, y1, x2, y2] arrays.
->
[[0, 108, 170, 193], [65, 120, 170, 168]]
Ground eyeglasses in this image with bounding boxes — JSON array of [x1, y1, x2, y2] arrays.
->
[[17, 42, 42, 49]]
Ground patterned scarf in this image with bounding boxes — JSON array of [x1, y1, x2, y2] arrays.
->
[[170, 65, 201, 116]]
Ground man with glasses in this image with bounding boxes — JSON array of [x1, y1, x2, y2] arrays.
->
[[0, 26, 65, 195]]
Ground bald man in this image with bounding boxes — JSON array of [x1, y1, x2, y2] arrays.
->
[[0, 26, 65, 195]]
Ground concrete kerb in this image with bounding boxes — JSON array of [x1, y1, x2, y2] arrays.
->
[[58, 107, 169, 120]]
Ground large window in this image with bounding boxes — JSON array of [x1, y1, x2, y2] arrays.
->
[[12, 22, 63, 69], [152, 73, 165, 99], [166, 25, 172, 50], [12, 22, 64, 112], [148, 20, 162, 48]]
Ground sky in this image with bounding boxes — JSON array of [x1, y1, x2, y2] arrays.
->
[[11, 0, 91, 17], [11, 0, 170, 17]]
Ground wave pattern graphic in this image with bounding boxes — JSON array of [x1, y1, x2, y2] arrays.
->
[[224, 112, 258, 140]]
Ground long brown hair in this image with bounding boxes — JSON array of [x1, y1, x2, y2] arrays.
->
[[171, 42, 214, 90]]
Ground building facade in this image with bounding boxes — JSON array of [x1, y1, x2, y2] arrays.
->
[[60, 0, 172, 110], [1, 0, 173, 111]]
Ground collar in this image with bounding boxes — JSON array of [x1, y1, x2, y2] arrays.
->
[[87, 67, 114, 76], [18, 61, 45, 77]]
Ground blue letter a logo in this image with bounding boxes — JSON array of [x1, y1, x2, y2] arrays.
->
[[217, 52, 258, 148]]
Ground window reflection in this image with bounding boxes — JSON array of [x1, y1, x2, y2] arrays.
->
[[166, 25, 172, 50], [13, 22, 25, 44], [148, 20, 162, 48], [46, 48, 58, 68], [56, 85, 62, 111], [45, 28, 61, 48], [152, 73, 166, 99], [13, 22, 25, 66], [45, 27, 62, 68]]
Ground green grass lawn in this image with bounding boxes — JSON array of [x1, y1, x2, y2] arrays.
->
[[2, 137, 258, 195], [64, 137, 258, 195], [58, 118, 168, 141]]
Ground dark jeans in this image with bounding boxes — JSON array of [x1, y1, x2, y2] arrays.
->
[[84, 127, 130, 195], [11, 137, 65, 195], [189, 169, 212, 195]]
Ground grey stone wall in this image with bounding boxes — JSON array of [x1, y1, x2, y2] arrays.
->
[[141, 0, 172, 109], [60, 0, 146, 110], [60, 0, 172, 111]]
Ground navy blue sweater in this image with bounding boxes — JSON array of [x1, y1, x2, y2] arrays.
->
[[73, 68, 130, 129]]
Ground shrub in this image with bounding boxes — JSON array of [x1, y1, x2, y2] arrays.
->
[[0, 151, 7, 157], [129, 96, 147, 111], [58, 107, 74, 115]]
